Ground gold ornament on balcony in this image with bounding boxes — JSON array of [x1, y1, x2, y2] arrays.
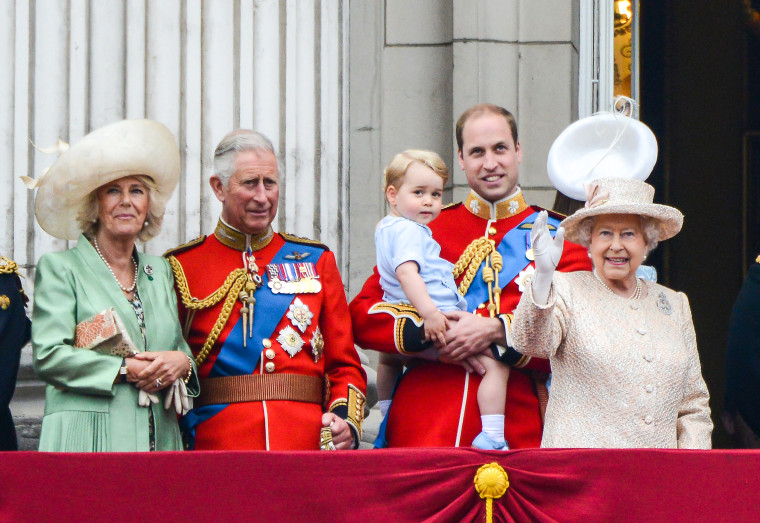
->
[[474, 462, 509, 523]]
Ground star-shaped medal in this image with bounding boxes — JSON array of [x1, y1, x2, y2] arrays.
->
[[277, 325, 305, 357], [287, 298, 313, 333]]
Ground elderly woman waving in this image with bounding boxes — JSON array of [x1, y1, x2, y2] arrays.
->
[[28, 120, 198, 452], [512, 177, 712, 449]]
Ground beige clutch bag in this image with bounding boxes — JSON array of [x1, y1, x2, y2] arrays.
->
[[74, 307, 139, 357]]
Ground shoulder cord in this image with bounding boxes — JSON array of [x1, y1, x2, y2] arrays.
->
[[167, 256, 248, 367], [451, 237, 503, 316]]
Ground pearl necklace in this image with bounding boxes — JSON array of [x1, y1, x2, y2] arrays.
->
[[594, 270, 642, 300], [93, 237, 138, 293]]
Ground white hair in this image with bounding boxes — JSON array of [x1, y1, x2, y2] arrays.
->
[[213, 129, 278, 186], [577, 215, 660, 254]]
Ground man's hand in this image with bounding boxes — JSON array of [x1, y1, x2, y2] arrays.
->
[[322, 412, 354, 450], [439, 353, 487, 375], [437, 310, 504, 360]]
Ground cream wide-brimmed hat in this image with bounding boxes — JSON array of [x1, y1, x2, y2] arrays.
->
[[25, 119, 180, 240], [547, 112, 658, 201], [560, 177, 684, 243]]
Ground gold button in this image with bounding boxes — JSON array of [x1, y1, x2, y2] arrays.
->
[[488, 227, 497, 236], [265, 362, 275, 373], [262, 338, 272, 348], [477, 304, 486, 309], [265, 349, 275, 360]]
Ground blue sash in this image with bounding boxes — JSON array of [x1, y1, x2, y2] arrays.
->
[[463, 211, 560, 311], [181, 240, 326, 445]]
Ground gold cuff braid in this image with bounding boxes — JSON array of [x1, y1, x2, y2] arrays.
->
[[329, 384, 366, 440], [167, 255, 249, 367]]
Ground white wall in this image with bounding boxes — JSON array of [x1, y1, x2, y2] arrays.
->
[[1, 0, 349, 286]]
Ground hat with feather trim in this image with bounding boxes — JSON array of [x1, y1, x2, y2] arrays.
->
[[560, 177, 684, 244], [23, 119, 180, 240]]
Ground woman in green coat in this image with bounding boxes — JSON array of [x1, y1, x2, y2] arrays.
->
[[28, 119, 199, 452]]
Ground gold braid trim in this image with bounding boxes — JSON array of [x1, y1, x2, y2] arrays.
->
[[167, 255, 249, 367], [0, 256, 19, 275], [452, 237, 494, 296]]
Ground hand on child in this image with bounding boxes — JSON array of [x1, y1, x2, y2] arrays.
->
[[423, 310, 449, 346]]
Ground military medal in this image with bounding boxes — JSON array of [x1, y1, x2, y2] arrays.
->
[[287, 298, 313, 332], [311, 327, 324, 363], [277, 325, 305, 357], [284, 251, 311, 260], [267, 262, 321, 294], [525, 233, 534, 261]]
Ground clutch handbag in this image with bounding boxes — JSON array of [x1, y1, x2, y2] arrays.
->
[[74, 307, 139, 357]]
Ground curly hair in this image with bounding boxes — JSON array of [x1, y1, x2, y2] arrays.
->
[[576, 215, 660, 254]]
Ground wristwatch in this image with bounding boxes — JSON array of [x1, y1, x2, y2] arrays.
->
[[119, 358, 128, 383]]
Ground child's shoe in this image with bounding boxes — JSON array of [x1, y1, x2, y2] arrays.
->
[[472, 431, 509, 450]]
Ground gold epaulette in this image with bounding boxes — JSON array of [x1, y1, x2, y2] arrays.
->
[[441, 201, 461, 211], [163, 235, 206, 258], [544, 207, 569, 220], [0, 256, 20, 275], [279, 232, 329, 251], [756, 254, 760, 264]]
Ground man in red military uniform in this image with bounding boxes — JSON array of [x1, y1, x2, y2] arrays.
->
[[349, 104, 591, 448], [167, 129, 366, 450]]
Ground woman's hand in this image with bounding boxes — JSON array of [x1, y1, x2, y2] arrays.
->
[[531, 210, 564, 305], [131, 351, 191, 392]]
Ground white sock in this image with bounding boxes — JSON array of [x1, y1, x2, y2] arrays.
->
[[378, 399, 392, 418], [481, 414, 505, 441]]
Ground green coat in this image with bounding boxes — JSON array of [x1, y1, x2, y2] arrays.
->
[[32, 235, 199, 451]]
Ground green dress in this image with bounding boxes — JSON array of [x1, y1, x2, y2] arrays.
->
[[32, 236, 199, 452]]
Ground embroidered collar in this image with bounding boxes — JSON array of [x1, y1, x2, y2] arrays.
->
[[214, 218, 274, 252], [463, 188, 529, 220]]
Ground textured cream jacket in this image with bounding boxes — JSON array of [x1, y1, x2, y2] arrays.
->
[[512, 271, 712, 449]]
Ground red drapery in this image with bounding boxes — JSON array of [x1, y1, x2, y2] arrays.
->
[[1, 448, 758, 522]]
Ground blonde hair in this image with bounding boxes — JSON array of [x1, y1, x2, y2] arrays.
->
[[77, 175, 163, 242], [383, 149, 449, 195]]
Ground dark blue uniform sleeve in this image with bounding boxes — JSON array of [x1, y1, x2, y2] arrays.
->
[[0, 273, 31, 450], [725, 263, 760, 438]]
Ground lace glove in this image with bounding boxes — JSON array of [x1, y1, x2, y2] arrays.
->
[[530, 211, 565, 305], [138, 388, 159, 407], [164, 379, 192, 415]]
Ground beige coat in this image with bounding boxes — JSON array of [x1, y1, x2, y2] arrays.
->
[[512, 271, 712, 449]]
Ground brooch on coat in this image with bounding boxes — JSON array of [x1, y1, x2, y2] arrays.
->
[[656, 292, 672, 315]]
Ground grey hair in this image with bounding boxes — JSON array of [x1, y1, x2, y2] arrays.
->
[[213, 129, 278, 187], [76, 175, 163, 242], [577, 215, 660, 254]]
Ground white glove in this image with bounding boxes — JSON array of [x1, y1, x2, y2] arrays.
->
[[164, 380, 192, 415], [138, 388, 159, 408], [530, 211, 564, 305]]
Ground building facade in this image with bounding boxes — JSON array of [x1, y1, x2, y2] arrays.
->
[[4, 1, 753, 449]]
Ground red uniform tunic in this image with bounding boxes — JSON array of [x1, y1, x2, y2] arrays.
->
[[168, 221, 366, 450], [349, 190, 591, 448]]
